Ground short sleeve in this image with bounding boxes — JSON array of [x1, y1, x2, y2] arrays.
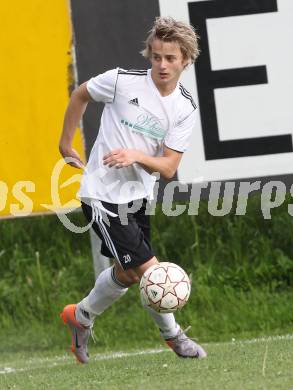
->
[[86, 68, 118, 103], [164, 109, 197, 153]]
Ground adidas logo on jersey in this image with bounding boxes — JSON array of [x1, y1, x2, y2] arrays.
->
[[128, 97, 139, 106]]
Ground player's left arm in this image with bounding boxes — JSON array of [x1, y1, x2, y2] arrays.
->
[[136, 146, 182, 179], [103, 146, 182, 180], [103, 108, 196, 179]]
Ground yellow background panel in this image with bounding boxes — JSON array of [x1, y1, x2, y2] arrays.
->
[[0, 1, 85, 218]]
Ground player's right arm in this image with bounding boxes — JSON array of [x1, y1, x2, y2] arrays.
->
[[59, 82, 92, 168]]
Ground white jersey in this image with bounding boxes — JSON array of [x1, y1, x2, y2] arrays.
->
[[78, 68, 197, 204]]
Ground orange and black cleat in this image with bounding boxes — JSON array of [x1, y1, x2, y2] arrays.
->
[[60, 304, 91, 364]]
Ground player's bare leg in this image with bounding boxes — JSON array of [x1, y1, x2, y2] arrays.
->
[[114, 256, 159, 284]]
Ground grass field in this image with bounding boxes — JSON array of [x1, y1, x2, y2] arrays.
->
[[1, 203, 292, 349], [1, 335, 292, 389], [1, 199, 292, 388]]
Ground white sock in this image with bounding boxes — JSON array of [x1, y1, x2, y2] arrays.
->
[[75, 266, 128, 327], [144, 305, 180, 339]]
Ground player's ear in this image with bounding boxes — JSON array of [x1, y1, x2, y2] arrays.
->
[[182, 57, 190, 69]]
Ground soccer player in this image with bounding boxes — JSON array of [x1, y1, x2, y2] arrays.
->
[[59, 16, 207, 363]]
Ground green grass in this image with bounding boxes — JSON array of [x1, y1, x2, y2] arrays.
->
[[0, 198, 292, 387], [1, 335, 292, 389], [0, 196, 292, 352]]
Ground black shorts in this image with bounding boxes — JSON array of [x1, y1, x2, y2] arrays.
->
[[81, 198, 154, 270]]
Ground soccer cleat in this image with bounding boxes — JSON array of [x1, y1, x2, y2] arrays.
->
[[60, 304, 91, 364], [165, 328, 207, 359]]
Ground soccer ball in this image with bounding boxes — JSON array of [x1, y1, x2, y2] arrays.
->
[[140, 262, 191, 313]]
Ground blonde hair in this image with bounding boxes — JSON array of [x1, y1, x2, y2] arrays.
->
[[141, 17, 200, 64]]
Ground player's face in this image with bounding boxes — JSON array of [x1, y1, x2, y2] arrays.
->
[[150, 39, 189, 93]]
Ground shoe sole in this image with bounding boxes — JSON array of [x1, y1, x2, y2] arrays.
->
[[60, 304, 87, 364]]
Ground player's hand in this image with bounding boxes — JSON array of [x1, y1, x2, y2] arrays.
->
[[103, 148, 142, 168], [59, 145, 85, 169]]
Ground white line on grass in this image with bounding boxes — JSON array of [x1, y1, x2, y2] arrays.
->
[[0, 349, 169, 375], [0, 367, 25, 374], [93, 348, 167, 361], [1, 334, 292, 375], [211, 333, 293, 346]]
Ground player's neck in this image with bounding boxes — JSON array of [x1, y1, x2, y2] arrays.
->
[[151, 71, 179, 97], [157, 84, 177, 97]]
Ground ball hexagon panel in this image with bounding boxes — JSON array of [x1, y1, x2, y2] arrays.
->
[[146, 284, 164, 304]]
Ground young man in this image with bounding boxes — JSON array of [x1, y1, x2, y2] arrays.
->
[[59, 16, 207, 363]]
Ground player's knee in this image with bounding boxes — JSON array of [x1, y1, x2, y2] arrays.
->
[[124, 269, 140, 285], [114, 265, 139, 286]]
